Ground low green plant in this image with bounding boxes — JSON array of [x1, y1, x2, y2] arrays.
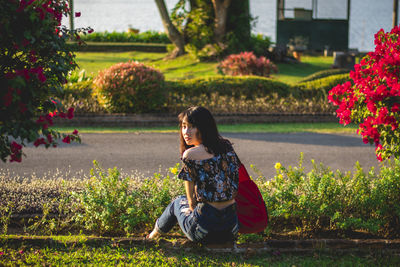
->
[[60, 80, 105, 114], [257, 154, 400, 236], [298, 68, 349, 83], [79, 30, 170, 43], [72, 161, 183, 236], [0, 202, 13, 235], [93, 61, 166, 113], [59, 74, 343, 114], [295, 73, 350, 98], [67, 69, 92, 83], [166, 76, 291, 99], [249, 34, 272, 57]]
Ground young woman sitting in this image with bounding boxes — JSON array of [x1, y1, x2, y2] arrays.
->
[[147, 106, 240, 244]]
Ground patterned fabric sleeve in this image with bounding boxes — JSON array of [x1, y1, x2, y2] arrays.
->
[[178, 157, 196, 182]]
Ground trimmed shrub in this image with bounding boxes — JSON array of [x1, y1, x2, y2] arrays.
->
[[93, 61, 165, 113], [79, 30, 170, 44], [217, 51, 278, 77], [61, 81, 105, 114], [166, 76, 291, 99], [60, 74, 349, 114], [298, 68, 350, 83], [249, 34, 272, 57], [295, 73, 350, 98]]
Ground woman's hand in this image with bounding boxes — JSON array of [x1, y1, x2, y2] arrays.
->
[[185, 180, 196, 211], [188, 199, 197, 211]]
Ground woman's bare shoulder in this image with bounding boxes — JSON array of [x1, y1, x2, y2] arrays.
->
[[183, 145, 213, 160]]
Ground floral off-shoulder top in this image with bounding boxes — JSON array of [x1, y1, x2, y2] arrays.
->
[[178, 149, 240, 202]]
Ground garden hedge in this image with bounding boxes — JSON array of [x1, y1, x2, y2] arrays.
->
[[60, 73, 349, 114], [298, 68, 350, 83], [294, 73, 351, 98], [166, 76, 293, 99]]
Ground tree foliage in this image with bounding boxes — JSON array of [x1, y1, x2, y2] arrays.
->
[[0, 0, 91, 162]]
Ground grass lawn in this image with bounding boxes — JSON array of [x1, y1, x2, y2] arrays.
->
[[55, 122, 358, 134], [74, 51, 335, 84], [1, 236, 399, 266]]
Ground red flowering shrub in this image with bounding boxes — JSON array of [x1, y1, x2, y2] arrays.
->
[[93, 61, 165, 113], [328, 26, 400, 161], [217, 51, 278, 77], [0, 0, 92, 162]]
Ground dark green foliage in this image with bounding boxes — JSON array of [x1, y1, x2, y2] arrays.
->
[[249, 34, 272, 57], [3, 158, 400, 237], [298, 68, 350, 83], [166, 76, 292, 99], [79, 31, 171, 43], [259, 155, 400, 236], [61, 81, 105, 114], [295, 73, 351, 98], [58, 74, 349, 114]]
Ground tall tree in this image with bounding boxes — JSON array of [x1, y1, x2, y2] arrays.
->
[[154, 0, 185, 57], [211, 0, 232, 44]]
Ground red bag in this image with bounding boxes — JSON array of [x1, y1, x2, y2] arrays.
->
[[235, 164, 268, 233]]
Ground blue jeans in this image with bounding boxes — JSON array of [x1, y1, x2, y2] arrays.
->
[[155, 195, 239, 244]]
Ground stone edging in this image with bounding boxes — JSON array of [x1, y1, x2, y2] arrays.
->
[[2, 236, 400, 254], [54, 113, 339, 127]]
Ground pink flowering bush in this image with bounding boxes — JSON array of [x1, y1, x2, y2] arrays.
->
[[328, 26, 400, 161], [0, 0, 92, 162], [217, 51, 278, 77], [93, 61, 165, 113]]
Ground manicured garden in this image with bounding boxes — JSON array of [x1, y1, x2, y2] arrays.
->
[[3, 1, 400, 264]]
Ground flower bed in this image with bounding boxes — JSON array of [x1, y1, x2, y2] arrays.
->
[[1, 157, 400, 238]]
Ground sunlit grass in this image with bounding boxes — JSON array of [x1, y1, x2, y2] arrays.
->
[[55, 122, 358, 134], [1, 236, 399, 266], [74, 51, 334, 84]]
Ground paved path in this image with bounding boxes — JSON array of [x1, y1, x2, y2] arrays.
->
[[0, 132, 381, 180]]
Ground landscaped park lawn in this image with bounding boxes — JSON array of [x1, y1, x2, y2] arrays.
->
[[55, 122, 358, 134], [74, 51, 334, 84]]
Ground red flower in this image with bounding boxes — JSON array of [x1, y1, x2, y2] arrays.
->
[[72, 129, 79, 135], [34, 138, 46, 147], [47, 134, 53, 143], [75, 12, 81, 17], [62, 136, 71, 144], [67, 107, 74, 119], [10, 142, 22, 162], [19, 103, 27, 114], [88, 29, 94, 34], [3, 87, 13, 107], [392, 103, 400, 113]]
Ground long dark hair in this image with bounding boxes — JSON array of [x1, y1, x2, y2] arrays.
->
[[178, 106, 232, 156]]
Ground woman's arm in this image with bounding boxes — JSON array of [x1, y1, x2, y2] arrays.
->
[[184, 180, 196, 211]]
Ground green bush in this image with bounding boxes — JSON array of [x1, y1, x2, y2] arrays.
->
[[249, 34, 272, 57], [3, 158, 400, 237], [295, 73, 350, 98], [60, 81, 105, 114], [298, 68, 350, 83], [93, 61, 166, 113], [60, 74, 347, 114], [79, 31, 170, 44], [167, 76, 291, 99], [71, 162, 183, 236], [257, 155, 400, 236]]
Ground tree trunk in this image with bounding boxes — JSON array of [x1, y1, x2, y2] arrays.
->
[[154, 0, 185, 58], [212, 0, 231, 44]]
